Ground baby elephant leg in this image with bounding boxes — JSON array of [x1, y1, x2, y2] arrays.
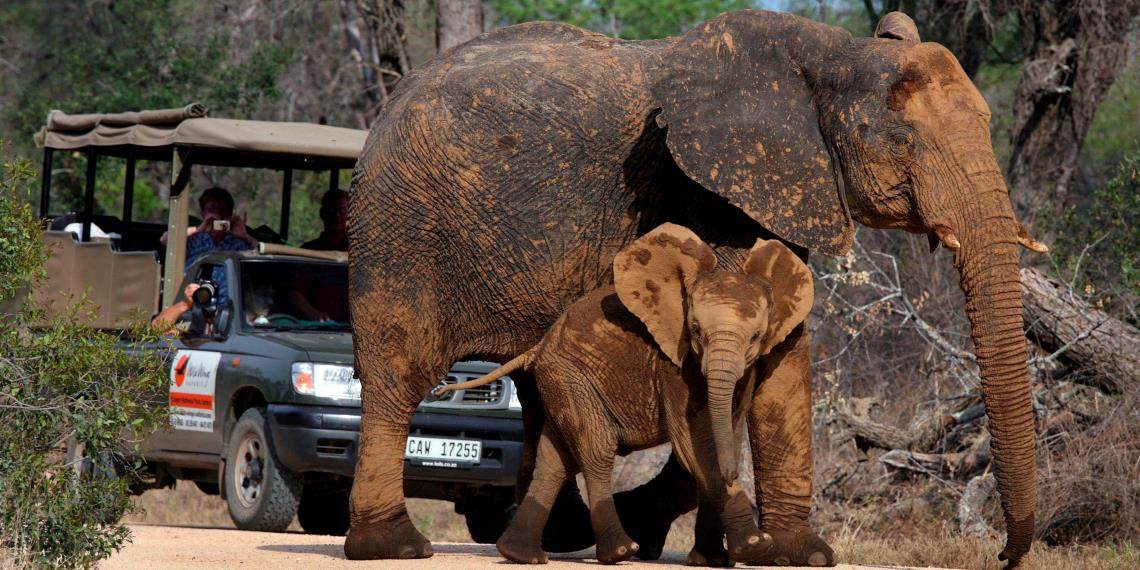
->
[[497, 426, 574, 564], [568, 427, 637, 564]]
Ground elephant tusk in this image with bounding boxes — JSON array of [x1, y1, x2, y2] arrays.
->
[[1017, 224, 1049, 253], [934, 226, 961, 251]]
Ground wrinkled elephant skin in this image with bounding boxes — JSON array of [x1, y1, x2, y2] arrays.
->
[[347, 9, 1038, 568]]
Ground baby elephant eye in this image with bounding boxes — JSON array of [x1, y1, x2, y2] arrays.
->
[[751, 331, 761, 342]]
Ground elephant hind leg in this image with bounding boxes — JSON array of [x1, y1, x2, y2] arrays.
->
[[344, 297, 449, 560], [497, 426, 575, 564]]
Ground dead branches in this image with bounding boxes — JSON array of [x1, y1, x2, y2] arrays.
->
[[1021, 267, 1140, 394]]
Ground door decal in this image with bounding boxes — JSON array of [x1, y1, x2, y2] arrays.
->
[[169, 350, 220, 432]]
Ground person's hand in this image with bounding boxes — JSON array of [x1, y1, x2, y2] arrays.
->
[[181, 283, 201, 310], [197, 215, 217, 234], [231, 213, 256, 246]]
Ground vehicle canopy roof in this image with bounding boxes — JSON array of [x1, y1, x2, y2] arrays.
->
[[35, 103, 367, 171]]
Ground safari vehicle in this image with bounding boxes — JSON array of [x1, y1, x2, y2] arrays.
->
[[28, 105, 524, 539]]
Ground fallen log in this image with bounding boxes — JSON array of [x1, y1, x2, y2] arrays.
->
[[1021, 268, 1140, 394], [879, 434, 990, 479]]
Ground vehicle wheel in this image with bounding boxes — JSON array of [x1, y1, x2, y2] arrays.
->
[[224, 408, 301, 531], [462, 496, 516, 544], [65, 437, 127, 524], [298, 488, 350, 536]]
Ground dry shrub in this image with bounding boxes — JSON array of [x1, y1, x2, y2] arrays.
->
[[1036, 392, 1140, 545]]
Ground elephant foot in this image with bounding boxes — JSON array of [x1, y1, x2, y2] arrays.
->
[[344, 515, 432, 560], [595, 530, 638, 565], [726, 528, 773, 562], [497, 530, 549, 564], [685, 543, 732, 567], [540, 485, 596, 553], [746, 527, 833, 567]]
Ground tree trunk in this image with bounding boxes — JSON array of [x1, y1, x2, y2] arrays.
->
[[1007, 0, 1139, 225], [338, 0, 410, 127], [1020, 268, 1140, 394], [437, 0, 483, 52]]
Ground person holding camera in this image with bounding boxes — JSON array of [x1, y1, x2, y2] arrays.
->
[[151, 283, 201, 335], [182, 187, 257, 305], [185, 186, 258, 264]]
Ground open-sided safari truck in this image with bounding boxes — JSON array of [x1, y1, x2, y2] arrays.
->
[[31, 106, 525, 539]]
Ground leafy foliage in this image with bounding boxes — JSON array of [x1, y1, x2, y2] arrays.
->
[[490, 0, 756, 39], [0, 141, 45, 303], [0, 141, 170, 568], [1047, 152, 1140, 323]]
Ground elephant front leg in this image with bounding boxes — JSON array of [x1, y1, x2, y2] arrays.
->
[[344, 368, 434, 560], [747, 326, 834, 567]]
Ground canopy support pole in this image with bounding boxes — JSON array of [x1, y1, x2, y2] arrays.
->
[[122, 154, 136, 246], [162, 149, 191, 309], [40, 148, 53, 218], [280, 168, 293, 242], [82, 149, 97, 242], [329, 169, 340, 193]]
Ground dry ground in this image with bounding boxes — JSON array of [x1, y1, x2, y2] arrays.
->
[[122, 485, 1138, 569]]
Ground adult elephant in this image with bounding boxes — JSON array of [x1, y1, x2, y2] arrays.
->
[[345, 10, 1042, 567]]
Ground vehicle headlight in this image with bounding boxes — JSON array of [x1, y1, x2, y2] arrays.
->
[[507, 380, 522, 411], [291, 362, 361, 400]]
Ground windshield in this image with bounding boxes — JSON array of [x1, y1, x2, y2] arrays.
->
[[241, 260, 350, 331]]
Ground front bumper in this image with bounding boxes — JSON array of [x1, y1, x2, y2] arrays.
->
[[266, 404, 524, 486]]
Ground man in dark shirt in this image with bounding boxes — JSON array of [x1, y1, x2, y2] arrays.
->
[[301, 189, 348, 251]]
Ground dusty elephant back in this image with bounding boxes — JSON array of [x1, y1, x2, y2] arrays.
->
[[347, 22, 671, 354]]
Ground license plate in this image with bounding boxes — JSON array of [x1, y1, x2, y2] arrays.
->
[[404, 436, 481, 465]]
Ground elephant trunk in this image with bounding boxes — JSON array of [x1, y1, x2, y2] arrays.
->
[[951, 176, 1036, 563], [702, 333, 744, 483]]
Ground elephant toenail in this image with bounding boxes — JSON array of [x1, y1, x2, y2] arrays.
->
[[617, 546, 627, 555], [398, 546, 417, 559], [748, 535, 760, 544], [809, 551, 828, 566], [775, 556, 791, 566], [762, 533, 772, 542], [631, 543, 639, 551]]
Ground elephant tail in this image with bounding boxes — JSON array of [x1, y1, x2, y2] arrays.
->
[[430, 349, 535, 397]]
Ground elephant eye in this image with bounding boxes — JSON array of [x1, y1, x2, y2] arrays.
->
[[689, 322, 701, 335], [886, 129, 915, 154], [751, 331, 761, 342]]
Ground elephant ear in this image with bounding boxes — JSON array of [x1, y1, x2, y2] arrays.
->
[[614, 223, 717, 367], [652, 11, 853, 255], [744, 238, 814, 355], [874, 12, 921, 42]]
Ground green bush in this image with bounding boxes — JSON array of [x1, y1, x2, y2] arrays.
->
[[0, 141, 170, 568], [1047, 152, 1140, 324]]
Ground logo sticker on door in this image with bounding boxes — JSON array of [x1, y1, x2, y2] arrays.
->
[[169, 350, 220, 432]]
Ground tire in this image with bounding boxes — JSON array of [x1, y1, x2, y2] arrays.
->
[[462, 496, 516, 544], [298, 488, 350, 536], [224, 408, 301, 531]]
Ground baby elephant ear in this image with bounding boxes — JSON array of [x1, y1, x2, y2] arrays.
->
[[875, 11, 921, 42], [744, 238, 814, 355], [614, 223, 716, 367]]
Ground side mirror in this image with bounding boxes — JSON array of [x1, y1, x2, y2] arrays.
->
[[214, 301, 233, 340]]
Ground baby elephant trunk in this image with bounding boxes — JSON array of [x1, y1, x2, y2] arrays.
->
[[703, 340, 745, 483]]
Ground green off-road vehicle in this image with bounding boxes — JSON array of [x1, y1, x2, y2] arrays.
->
[[27, 105, 523, 539]]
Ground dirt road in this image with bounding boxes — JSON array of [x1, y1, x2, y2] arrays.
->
[[103, 525, 919, 569]]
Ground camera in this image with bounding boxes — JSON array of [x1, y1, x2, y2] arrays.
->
[[212, 219, 230, 232], [192, 282, 217, 307]]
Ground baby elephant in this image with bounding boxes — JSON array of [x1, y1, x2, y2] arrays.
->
[[435, 223, 813, 565]]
